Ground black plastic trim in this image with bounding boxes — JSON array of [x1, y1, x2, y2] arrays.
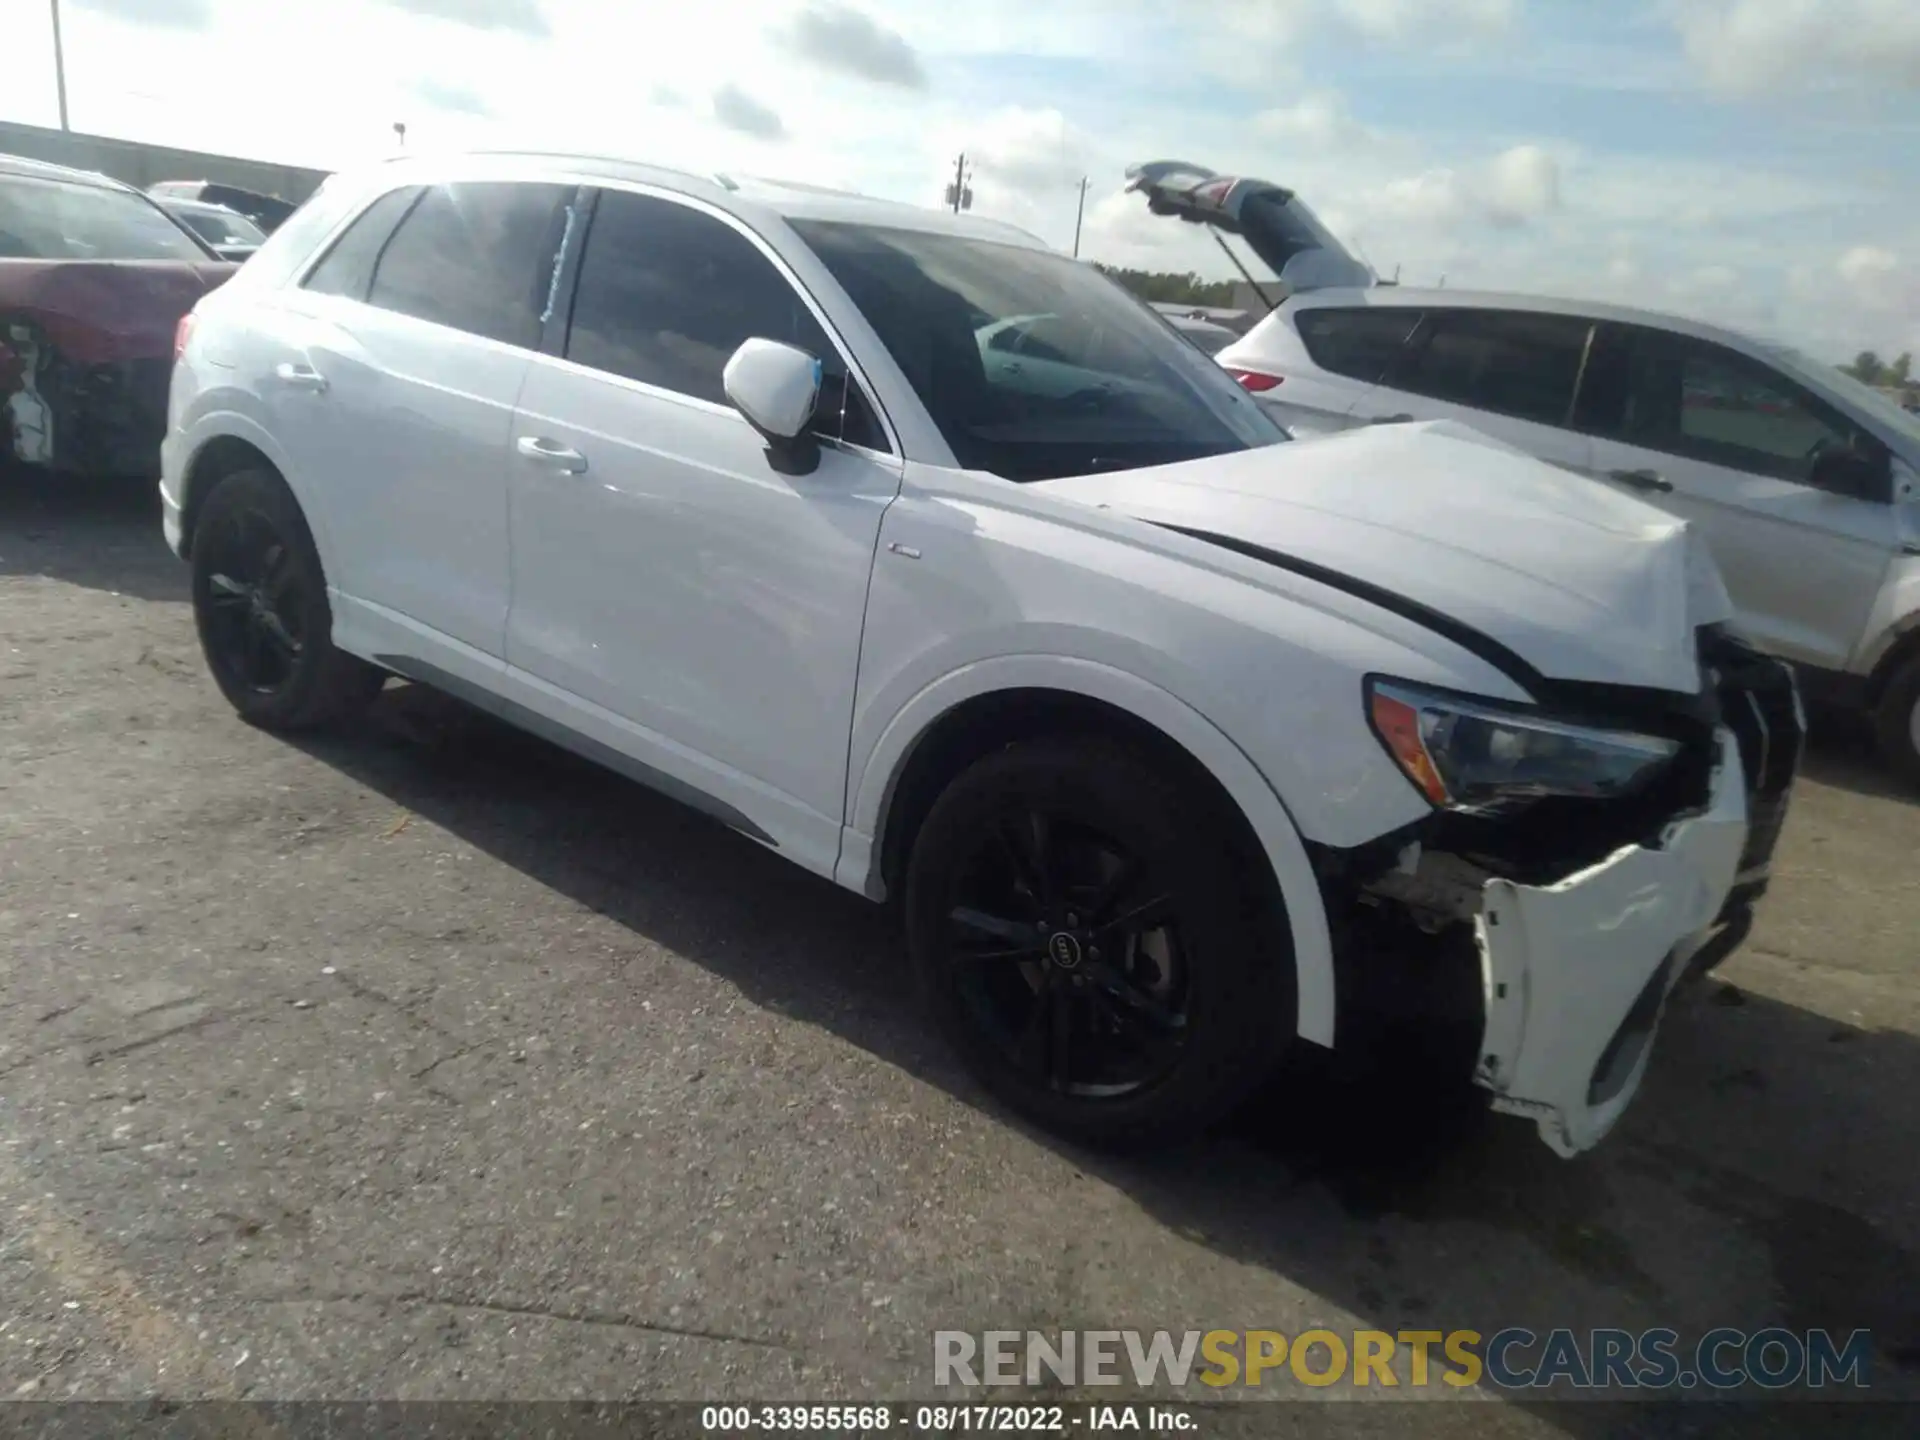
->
[[371, 655, 777, 847]]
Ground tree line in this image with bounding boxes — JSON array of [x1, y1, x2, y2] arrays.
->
[[1844, 351, 1913, 389], [1095, 265, 1241, 308]]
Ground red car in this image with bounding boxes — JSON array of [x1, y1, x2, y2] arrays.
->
[[2, 153, 237, 479]]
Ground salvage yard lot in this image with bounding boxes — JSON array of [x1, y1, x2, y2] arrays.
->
[[2, 478, 1917, 1431]]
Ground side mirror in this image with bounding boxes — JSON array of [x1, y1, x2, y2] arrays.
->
[[1809, 445, 1889, 503], [723, 338, 822, 476]]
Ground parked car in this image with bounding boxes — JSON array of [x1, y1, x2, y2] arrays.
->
[[1127, 161, 1920, 784], [148, 181, 301, 235], [156, 196, 267, 263], [1, 153, 235, 478], [162, 153, 1800, 1158], [1166, 313, 1239, 355]]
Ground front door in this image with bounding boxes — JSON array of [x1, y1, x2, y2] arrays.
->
[[1577, 323, 1899, 669], [504, 187, 903, 872]]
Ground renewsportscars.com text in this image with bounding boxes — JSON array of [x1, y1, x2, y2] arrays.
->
[[933, 1327, 1875, 1391]]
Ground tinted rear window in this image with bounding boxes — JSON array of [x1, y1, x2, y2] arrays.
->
[[1294, 307, 1420, 382], [366, 181, 572, 349], [1392, 309, 1592, 426], [0, 175, 207, 262]]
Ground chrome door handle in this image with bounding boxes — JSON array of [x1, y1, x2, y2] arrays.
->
[[1608, 467, 1673, 494], [273, 361, 328, 393], [515, 435, 588, 474]]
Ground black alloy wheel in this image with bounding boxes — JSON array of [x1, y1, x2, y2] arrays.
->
[[946, 805, 1192, 1099], [190, 467, 385, 730], [906, 737, 1291, 1149], [198, 505, 308, 698]]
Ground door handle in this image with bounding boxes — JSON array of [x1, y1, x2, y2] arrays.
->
[[515, 435, 588, 474], [272, 361, 328, 393], [1368, 413, 1415, 425], [1607, 467, 1674, 494]]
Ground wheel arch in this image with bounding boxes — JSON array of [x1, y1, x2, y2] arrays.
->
[[173, 416, 328, 566], [842, 657, 1338, 1047]]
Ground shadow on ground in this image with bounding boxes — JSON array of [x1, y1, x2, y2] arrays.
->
[[288, 680, 1920, 1425], [0, 468, 185, 603], [1798, 708, 1918, 808]]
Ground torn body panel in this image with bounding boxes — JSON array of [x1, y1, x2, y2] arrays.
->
[[2, 259, 232, 476], [1473, 730, 1748, 1156]]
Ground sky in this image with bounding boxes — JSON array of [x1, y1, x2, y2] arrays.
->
[[6, 0, 1918, 364]]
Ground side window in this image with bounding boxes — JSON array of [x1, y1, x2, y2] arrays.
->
[[302, 186, 422, 300], [1597, 329, 1884, 488], [565, 189, 888, 451], [366, 181, 571, 349], [1294, 307, 1421, 383], [1390, 309, 1592, 426]]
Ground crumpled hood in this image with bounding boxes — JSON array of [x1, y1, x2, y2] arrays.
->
[[1034, 420, 1733, 694]]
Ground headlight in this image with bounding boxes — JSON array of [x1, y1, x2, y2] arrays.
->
[[1366, 679, 1681, 814]]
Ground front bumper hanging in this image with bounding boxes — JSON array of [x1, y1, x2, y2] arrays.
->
[[1473, 730, 1750, 1157]]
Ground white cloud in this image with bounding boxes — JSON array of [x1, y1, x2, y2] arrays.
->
[[375, 0, 550, 35], [1839, 244, 1900, 287], [1672, 0, 1920, 93], [1253, 93, 1374, 149], [788, 3, 927, 89], [1484, 144, 1561, 225], [712, 84, 787, 141], [71, 0, 211, 27]]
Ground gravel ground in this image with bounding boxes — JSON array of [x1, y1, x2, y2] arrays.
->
[[1, 477, 1916, 1436]]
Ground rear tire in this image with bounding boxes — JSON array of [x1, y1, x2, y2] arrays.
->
[[1871, 653, 1920, 788], [904, 736, 1292, 1150], [190, 467, 385, 731]]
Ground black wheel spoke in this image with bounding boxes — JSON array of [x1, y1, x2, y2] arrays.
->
[[994, 809, 1054, 908], [1012, 985, 1054, 1078], [1048, 985, 1074, 1090], [207, 572, 250, 607], [1096, 892, 1174, 942], [257, 608, 301, 657], [1084, 961, 1183, 1033], [1086, 852, 1140, 924], [951, 906, 1037, 947]]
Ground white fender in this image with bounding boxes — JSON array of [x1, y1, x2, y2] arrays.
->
[[838, 654, 1338, 1048]]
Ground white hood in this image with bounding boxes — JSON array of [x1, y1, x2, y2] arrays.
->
[[1035, 420, 1734, 694]]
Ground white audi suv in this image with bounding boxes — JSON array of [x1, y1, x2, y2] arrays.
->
[[161, 151, 1802, 1156]]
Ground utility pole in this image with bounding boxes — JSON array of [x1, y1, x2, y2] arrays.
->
[[393, 121, 407, 149], [1072, 176, 1088, 258], [944, 152, 972, 214], [50, 0, 70, 132]]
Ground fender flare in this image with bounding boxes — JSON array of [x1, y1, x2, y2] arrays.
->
[[840, 654, 1338, 1048]]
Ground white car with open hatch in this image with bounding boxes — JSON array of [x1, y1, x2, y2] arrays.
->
[[161, 152, 1803, 1157]]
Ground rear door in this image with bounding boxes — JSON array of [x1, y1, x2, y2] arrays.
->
[[257, 179, 573, 659], [1574, 323, 1899, 668], [1360, 306, 1597, 474]]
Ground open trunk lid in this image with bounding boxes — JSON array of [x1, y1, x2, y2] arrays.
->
[[1125, 160, 1374, 295]]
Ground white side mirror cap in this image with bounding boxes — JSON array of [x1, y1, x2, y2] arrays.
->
[[723, 338, 821, 441]]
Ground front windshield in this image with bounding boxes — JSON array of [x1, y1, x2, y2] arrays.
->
[[789, 219, 1286, 482], [1766, 342, 1920, 447]]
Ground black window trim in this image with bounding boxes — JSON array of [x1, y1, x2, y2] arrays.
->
[[293, 183, 424, 297], [1383, 303, 1597, 429], [1580, 320, 1894, 500], [550, 181, 901, 461]]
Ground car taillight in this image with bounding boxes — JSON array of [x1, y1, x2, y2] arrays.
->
[[174, 313, 196, 361], [1225, 367, 1283, 393]]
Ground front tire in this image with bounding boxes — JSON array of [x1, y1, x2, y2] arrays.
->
[[1872, 652, 1920, 788], [904, 737, 1292, 1150], [190, 467, 385, 731]]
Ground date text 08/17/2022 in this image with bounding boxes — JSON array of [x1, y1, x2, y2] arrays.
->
[[700, 1405, 1190, 1432]]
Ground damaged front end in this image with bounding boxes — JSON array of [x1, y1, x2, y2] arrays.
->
[[1320, 625, 1803, 1157]]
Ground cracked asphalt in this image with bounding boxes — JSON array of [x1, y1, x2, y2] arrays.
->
[[1, 476, 1917, 1435]]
